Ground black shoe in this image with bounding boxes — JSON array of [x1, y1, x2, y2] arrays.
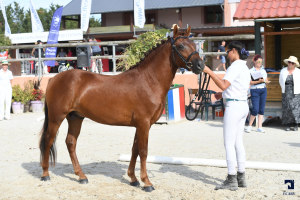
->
[[237, 172, 247, 187], [215, 174, 238, 191]]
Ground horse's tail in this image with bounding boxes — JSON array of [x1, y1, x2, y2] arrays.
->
[[39, 100, 57, 166]]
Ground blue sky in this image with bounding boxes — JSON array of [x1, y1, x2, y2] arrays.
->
[[3, 0, 101, 19], [3, 0, 72, 10]]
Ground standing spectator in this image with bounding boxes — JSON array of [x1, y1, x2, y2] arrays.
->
[[216, 40, 227, 71], [245, 55, 270, 133], [31, 40, 48, 74], [279, 56, 300, 131], [67, 48, 75, 67], [0, 60, 13, 120], [57, 48, 67, 65]]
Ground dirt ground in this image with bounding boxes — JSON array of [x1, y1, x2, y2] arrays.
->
[[0, 112, 299, 200]]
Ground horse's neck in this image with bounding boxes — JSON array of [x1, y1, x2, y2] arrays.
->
[[138, 42, 177, 93]]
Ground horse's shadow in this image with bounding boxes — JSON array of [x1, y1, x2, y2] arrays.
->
[[22, 161, 223, 186], [158, 164, 223, 186], [21, 161, 130, 184]]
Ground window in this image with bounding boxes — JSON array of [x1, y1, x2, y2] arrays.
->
[[204, 6, 223, 24]]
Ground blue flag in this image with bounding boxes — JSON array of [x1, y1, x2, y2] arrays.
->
[[45, 7, 63, 66]]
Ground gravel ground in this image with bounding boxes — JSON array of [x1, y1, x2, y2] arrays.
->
[[0, 112, 299, 200]]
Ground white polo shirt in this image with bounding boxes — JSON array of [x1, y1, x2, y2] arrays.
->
[[0, 69, 13, 88], [222, 60, 250, 100]]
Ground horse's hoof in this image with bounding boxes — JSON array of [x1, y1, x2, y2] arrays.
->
[[143, 186, 155, 192], [40, 176, 50, 181], [130, 181, 140, 187], [79, 179, 89, 184]]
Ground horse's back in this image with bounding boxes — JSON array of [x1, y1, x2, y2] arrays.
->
[[46, 69, 160, 125]]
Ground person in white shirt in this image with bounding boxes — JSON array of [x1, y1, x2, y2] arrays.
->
[[0, 60, 13, 120], [203, 41, 250, 191], [245, 55, 270, 133], [279, 56, 300, 131]]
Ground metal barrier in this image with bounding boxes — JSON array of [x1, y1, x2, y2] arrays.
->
[[0, 34, 256, 80]]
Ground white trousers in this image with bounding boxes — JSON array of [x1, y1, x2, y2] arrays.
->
[[223, 101, 248, 175], [0, 86, 12, 119]]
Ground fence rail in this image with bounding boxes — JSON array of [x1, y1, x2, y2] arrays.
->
[[0, 34, 256, 79]]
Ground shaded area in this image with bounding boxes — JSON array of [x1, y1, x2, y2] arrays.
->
[[158, 164, 223, 186], [22, 161, 128, 183], [285, 143, 300, 148]]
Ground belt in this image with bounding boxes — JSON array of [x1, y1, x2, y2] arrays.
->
[[251, 87, 266, 90], [225, 98, 246, 102]]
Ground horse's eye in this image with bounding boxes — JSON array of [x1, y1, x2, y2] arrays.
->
[[178, 44, 184, 50]]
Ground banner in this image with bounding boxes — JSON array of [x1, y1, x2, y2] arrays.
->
[[30, 0, 44, 33], [81, 0, 92, 31], [134, 0, 145, 28], [45, 7, 63, 66], [0, 0, 11, 36]]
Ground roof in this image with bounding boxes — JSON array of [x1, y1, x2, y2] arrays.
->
[[234, 0, 300, 20], [62, 0, 224, 16]]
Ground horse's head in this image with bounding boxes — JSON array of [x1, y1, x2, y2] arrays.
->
[[171, 25, 205, 74]]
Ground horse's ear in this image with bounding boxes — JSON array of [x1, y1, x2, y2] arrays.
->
[[173, 25, 179, 38], [185, 25, 191, 37]]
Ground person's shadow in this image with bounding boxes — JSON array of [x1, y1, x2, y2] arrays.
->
[[22, 161, 130, 184], [158, 164, 223, 186]]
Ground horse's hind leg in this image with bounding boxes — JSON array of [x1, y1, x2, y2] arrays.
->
[[127, 132, 140, 186], [40, 122, 61, 180], [66, 113, 88, 184]]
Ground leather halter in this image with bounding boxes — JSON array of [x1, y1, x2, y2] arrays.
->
[[171, 36, 199, 70]]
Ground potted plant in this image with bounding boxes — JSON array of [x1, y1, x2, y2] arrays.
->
[[23, 80, 34, 112], [12, 85, 24, 114], [31, 87, 44, 113]]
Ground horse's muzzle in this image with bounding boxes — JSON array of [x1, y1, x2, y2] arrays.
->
[[192, 59, 205, 74]]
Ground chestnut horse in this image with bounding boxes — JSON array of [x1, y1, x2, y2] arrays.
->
[[39, 25, 204, 192]]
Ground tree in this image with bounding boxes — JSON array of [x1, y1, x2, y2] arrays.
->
[[0, 1, 101, 34]]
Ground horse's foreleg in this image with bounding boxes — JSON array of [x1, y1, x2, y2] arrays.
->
[[137, 123, 154, 192], [127, 132, 140, 186], [66, 115, 88, 184]]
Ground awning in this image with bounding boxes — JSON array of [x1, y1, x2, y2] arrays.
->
[[62, 0, 224, 16], [233, 0, 300, 20]]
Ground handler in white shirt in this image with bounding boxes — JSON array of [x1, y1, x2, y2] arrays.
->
[[0, 60, 13, 120], [203, 41, 250, 191]]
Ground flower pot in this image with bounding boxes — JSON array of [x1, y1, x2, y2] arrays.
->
[[12, 102, 23, 114], [31, 101, 44, 113], [24, 102, 30, 113]]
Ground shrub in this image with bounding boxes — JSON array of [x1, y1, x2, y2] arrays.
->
[[117, 29, 169, 71]]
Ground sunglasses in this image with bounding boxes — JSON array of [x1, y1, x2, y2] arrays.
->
[[288, 61, 295, 65], [256, 60, 262, 63], [226, 49, 232, 54]]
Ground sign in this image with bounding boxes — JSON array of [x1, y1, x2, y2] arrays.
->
[[9, 29, 83, 44], [30, 0, 44, 33], [0, 0, 11, 36], [134, 0, 145, 28], [81, 0, 92, 31], [45, 7, 63, 66]]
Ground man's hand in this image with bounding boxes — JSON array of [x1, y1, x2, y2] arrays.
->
[[214, 92, 222, 100]]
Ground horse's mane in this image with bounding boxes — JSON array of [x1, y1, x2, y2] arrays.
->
[[127, 37, 171, 71]]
